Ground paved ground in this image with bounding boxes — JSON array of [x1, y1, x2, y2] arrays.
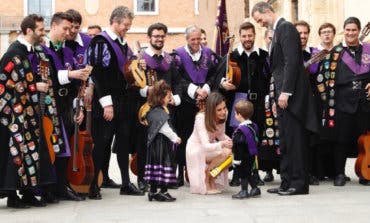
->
[[1, 157, 370, 223]]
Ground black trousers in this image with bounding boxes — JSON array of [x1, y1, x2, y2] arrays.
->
[[235, 156, 257, 189], [278, 109, 309, 191]]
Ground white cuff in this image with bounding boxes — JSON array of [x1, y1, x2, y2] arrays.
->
[[281, 92, 292, 96], [233, 160, 242, 165], [99, 95, 113, 108], [187, 83, 198, 99], [88, 77, 95, 85], [140, 86, 149, 98], [172, 94, 181, 106], [202, 84, 211, 94], [58, 70, 71, 85], [73, 98, 84, 109], [220, 77, 226, 88]]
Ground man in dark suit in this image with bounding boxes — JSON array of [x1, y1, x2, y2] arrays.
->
[[252, 1, 318, 195]]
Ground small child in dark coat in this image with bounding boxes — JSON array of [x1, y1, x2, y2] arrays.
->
[[231, 99, 261, 199]]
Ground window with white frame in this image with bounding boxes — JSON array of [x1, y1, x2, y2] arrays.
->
[[26, 0, 54, 27], [134, 0, 159, 15]]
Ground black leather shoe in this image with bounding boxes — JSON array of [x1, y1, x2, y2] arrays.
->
[[154, 192, 175, 202], [163, 192, 176, 201], [229, 178, 241, 187], [138, 180, 148, 192], [309, 175, 320, 185], [359, 178, 370, 185], [334, 174, 346, 186], [101, 179, 121, 188], [59, 190, 84, 201], [253, 173, 265, 186], [22, 194, 47, 207], [120, 183, 144, 196], [344, 175, 351, 182], [7, 196, 30, 209], [249, 188, 261, 197], [263, 171, 274, 182], [168, 184, 179, 189], [267, 187, 283, 194], [88, 185, 102, 200], [232, 190, 249, 199], [278, 187, 308, 196], [41, 191, 59, 204]]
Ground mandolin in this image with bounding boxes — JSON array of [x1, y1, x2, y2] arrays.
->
[[355, 131, 370, 180], [225, 35, 241, 88], [39, 59, 55, 164], [123, 41, 147, 88]]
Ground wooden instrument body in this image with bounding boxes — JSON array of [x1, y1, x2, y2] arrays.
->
[[129, 153, 138, 176], [39, 60, 55, 164], [123, 41, 146, 88], [355, 132, 370, 180], [225, 36, 241, 88]]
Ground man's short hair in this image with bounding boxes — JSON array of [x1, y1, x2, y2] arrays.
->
[[239, 21, 255, 34], [147, 23, 168, 37], [318, 22, 336, 35], [65, 9, 82, 24], [109, 6, 134, 25], [185, 25, 201, 39], [343, 17, 361, 30], [88, 25, 102, 32], [294, 20, 310, 33], [50, 12, 73, 26], [251, 1, 274, 16], [21, 14, 44, 35]]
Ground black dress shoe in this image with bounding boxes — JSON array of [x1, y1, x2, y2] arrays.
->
[[278, 188, 308, 196], [154, 192, 175, 202], [101, 179, 121, 188], [334, 174, 346, 186], [249, 188, 261, 197], [138, 180, 148, 192], [162, 192, 176, 201], [263, 171, 274, 182], [309, 175, 320, 185], [267, 187, 283, 194], [232, 190, 249, 199], [88, 187, 102, 200], [22, 195, 47, 207], [7, 196, 30, 209], [120, 183, 144, 196], [59, 190, 84, 201], [344, 175, 351, 182], [229, 178, 241, 187], [41, 191, 59, 204], [359, 178, 370, 185], [168, 184, 179, 189], [253, 173, 265, 186]]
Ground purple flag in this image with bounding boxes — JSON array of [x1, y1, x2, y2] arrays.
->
[[212, 0, 229, 56]]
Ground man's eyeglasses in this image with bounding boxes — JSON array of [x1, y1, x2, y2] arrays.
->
[[151, 35, 166, 39], [320, 30, 333, 35]]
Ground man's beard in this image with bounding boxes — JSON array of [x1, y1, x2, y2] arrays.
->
[[151, 42, 163, 50]]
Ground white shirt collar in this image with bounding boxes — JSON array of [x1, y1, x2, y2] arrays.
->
[[317, 44, 325, 51], [303, 45, 311, 54], [237, 43, 260, 56], [75, 33, 84, 47], [184, 44, 202, 61], [342, 40, 362, 47], [106, 28, 127, 45], [17, 36, 33, 52], [240, 119, 252, 126], [273, 17, 283, 30], [145, 47, 165, 57]]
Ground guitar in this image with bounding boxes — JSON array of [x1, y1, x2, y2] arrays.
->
[[123, 41, 147, 88], [39, 60, 55, 164], [355, 131, 370, 180], [225, 35, 241, 88], [359, 22, 370, 42], [304, 49, 329, 69]]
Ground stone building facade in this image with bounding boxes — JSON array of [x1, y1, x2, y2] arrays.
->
[[0, 0, 369, 56]]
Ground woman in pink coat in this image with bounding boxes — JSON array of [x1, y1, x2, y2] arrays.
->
[[186, 92, 233, 195]]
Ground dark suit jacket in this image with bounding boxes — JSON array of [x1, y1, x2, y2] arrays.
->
[[270, 18, 318, 133]]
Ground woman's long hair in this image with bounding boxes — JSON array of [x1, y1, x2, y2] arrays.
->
[[204, 92, 226, 133]]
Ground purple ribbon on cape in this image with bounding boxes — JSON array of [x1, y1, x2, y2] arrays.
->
[[236, 124, 258, 155], [341, 43, 370, 75]]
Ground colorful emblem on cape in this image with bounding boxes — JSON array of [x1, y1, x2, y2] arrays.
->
[[18, 68, 25, 77], [266, 118, 273, 126], [13, 156, 22, 166], [10, 146, 18, 156], [18, 166, 24, 176], [13, 56, 22, 65], [25, 132, 32, 141], [328, 119, 335, 127], [317, 74, 323, 83], [265, 111, 271, 117], [329, 89, 335, 97], [23, 60, 30, 69], [77, 54, 84, 65], [265, 128, 274, 138], [11, 71, 18, 81], [25, 155, 32, 165], [324, 71, 330, 79], [0, 83, 5, 95], [15, 83, 25, 93], [10, 123, 18, 133], [31, 176, 37, 186], [329, 108, 335, 117], [335, 46, 343, 52], [31, 152, 39, 161], [13, 103, 23, 114], [324, 61, 330, 69], [333, 53, 340, 61], [4, 93, 11, 100], [28, 166, 35, 175], [65, 62, 73, 70], [4, 61, 14, 73], [26, 106, 34, 116], [0, 117, 9, 126], [28, 84, 36, 92], [3, 105, 11, 114], [317, 83, 325, 93], [45, 95, 52, 105], [362, 53, 370, 64], [6, 79, 15, 88], [320, 93, 327, 101], [26, 72, 33, 82], [328, 99, 335, 107], [330, 62, 337, 70], [328, 80, 335, 87], [28, 141, 35, 151], [0, 73, 7, 81]]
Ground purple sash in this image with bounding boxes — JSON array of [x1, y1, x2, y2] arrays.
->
[[342, 43, 370, 75], [175, 46, 213, 84], [99, 31, 132, 74], [73, 33, 91, 69], [41, 44, 75, 71], [236, 124, 258, 155], [309, 47, 320, 74], [229, 92, 248, 128], [142, 51, 171, 72]]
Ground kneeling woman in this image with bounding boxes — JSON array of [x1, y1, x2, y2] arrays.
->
[[186, 92, 233, 195], [144, 80, 181, 202]]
